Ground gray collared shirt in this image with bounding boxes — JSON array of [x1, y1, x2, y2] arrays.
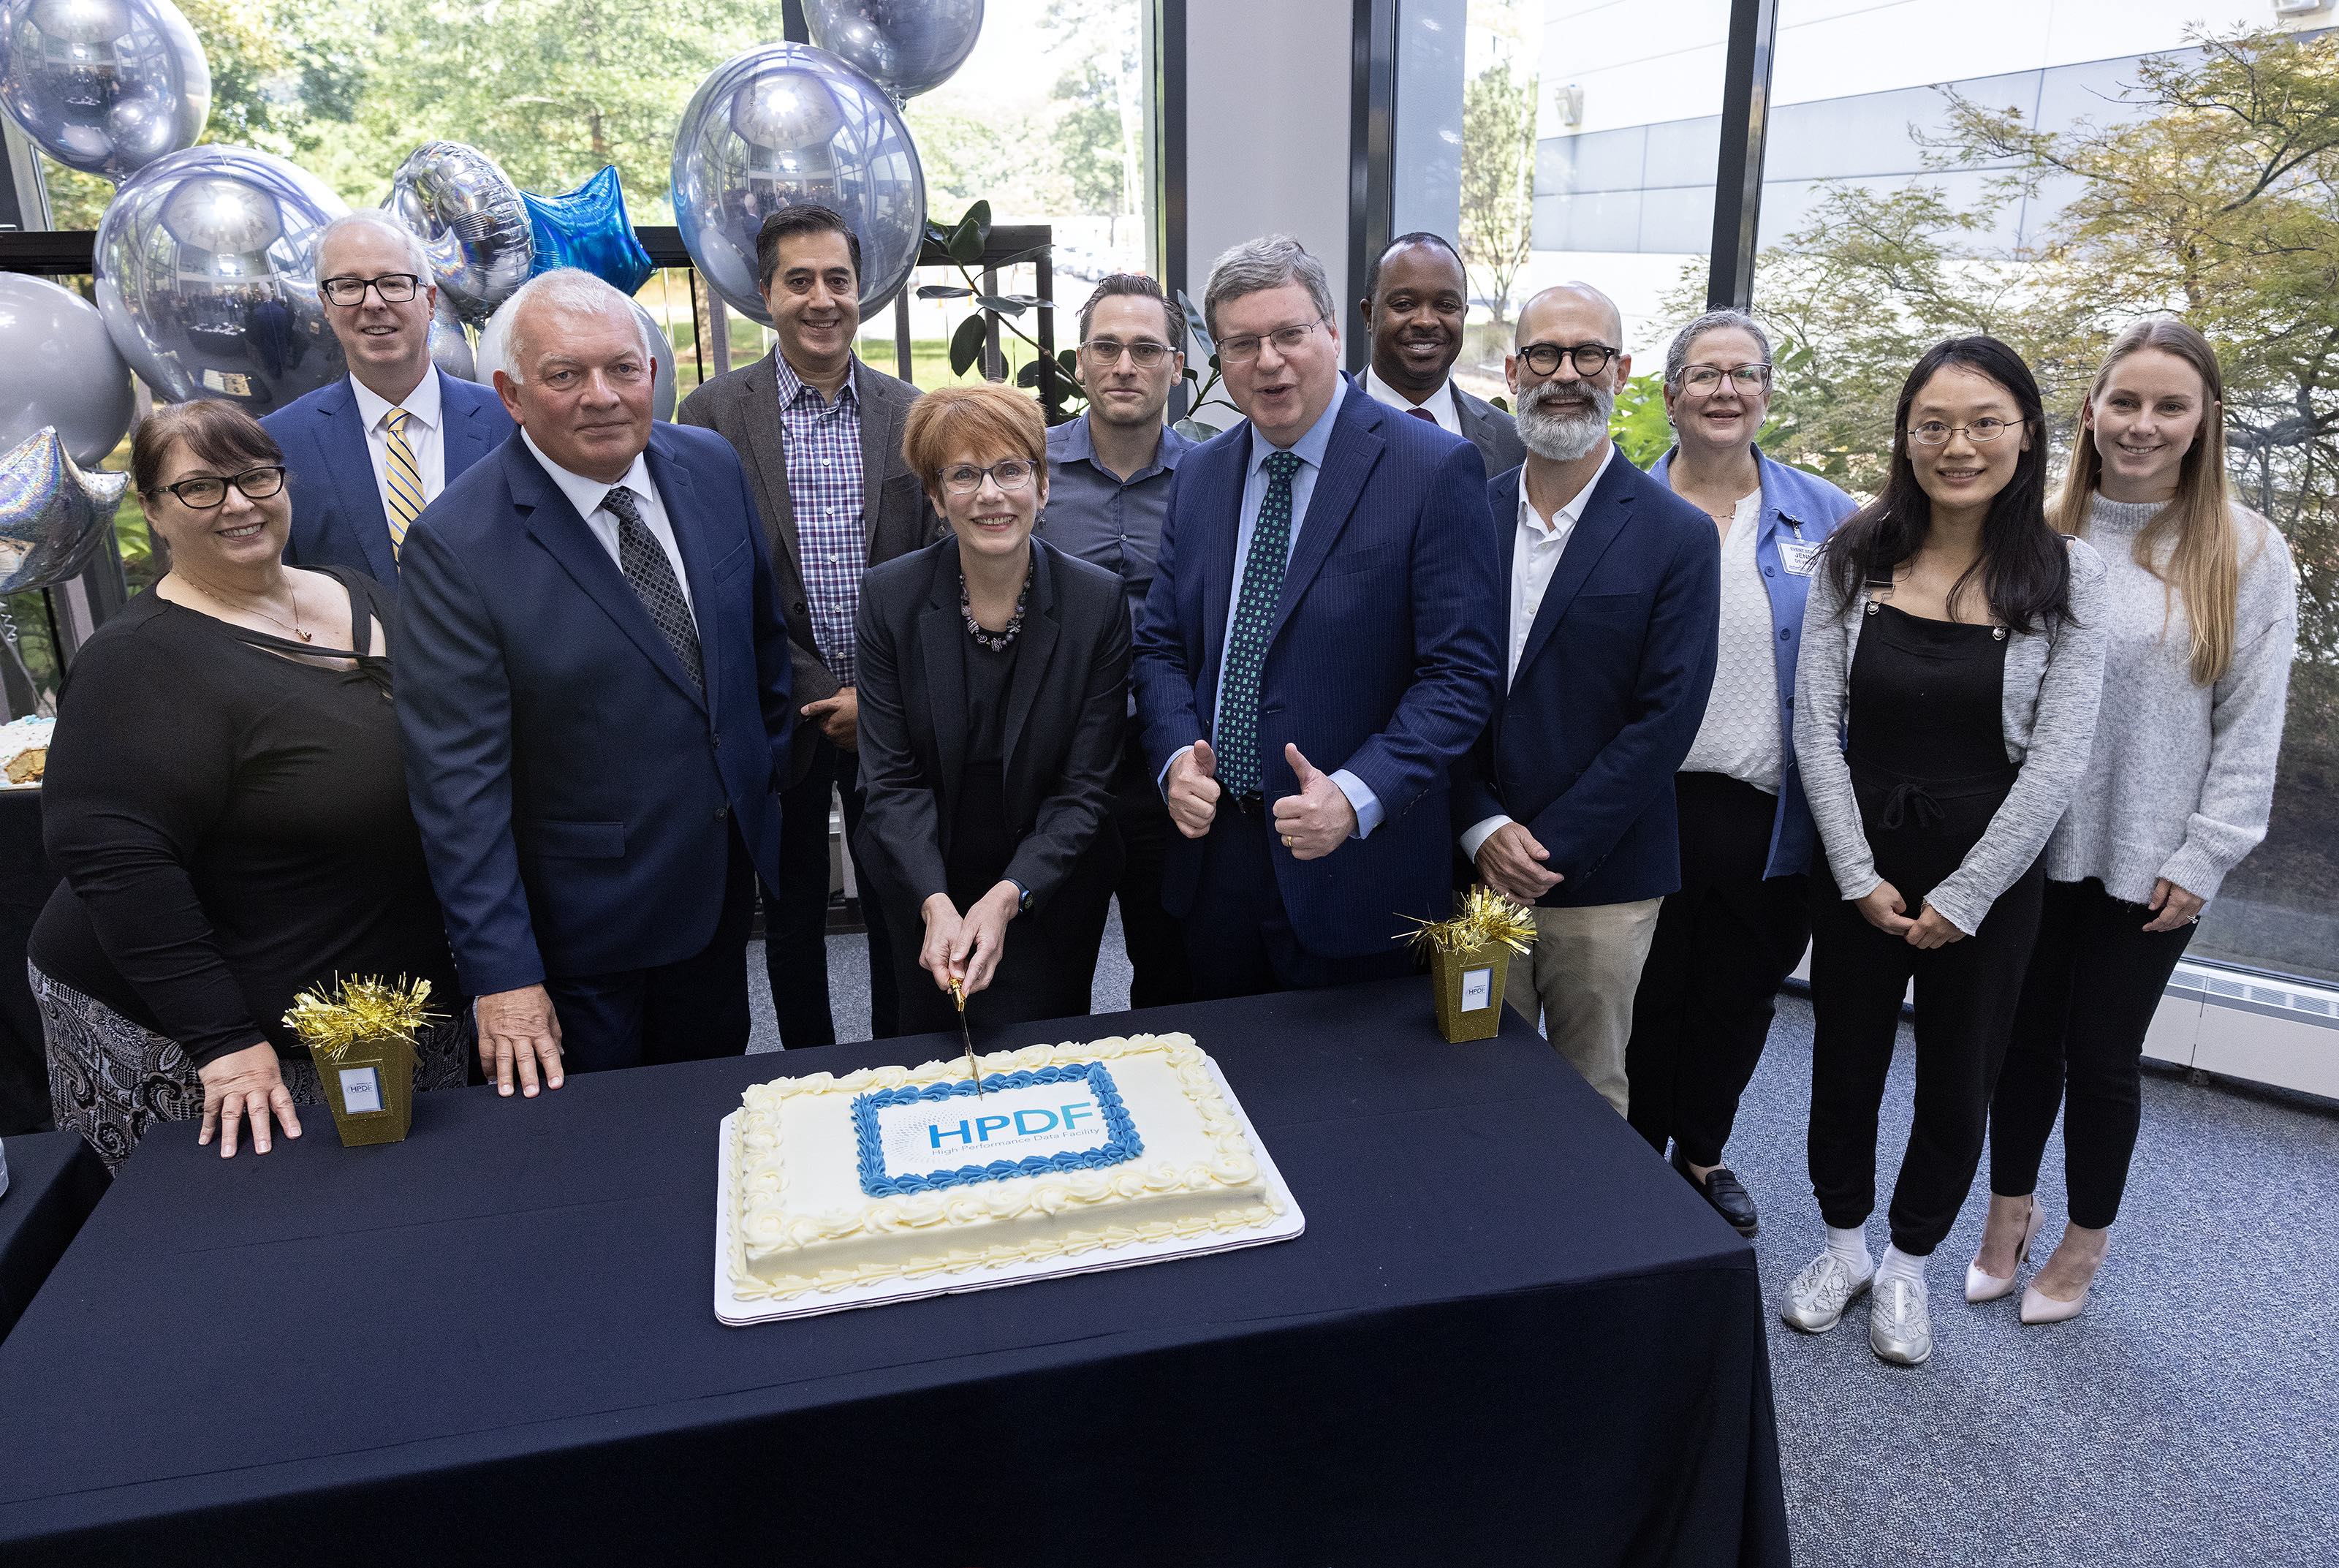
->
[[1042, 413, 1194, 626]]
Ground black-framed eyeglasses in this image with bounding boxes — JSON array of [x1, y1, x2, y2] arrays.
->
[[320, 273, 423, 306], [148, 466, 287, 508], [1217, 319, 1327, 363], [1082, 337, 1175, 367], [1908, 418, 2017, 447], [1516, 341, 1618, 377], [940, 458, 1036, 495], [1679, 363, 1771, 395]]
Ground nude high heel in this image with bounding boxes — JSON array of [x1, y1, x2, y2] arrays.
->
[[2020, 1280, 2090, 1325], [1964, 1197, 2042, 1303]]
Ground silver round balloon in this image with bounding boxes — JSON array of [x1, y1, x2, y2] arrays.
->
[[384, 140, 534, 327], [0, 273, 134, 466], [428, 296, 476, 382], [0, 426, 129, 596], [93, 144, 350, 417], [0, 0, 209, 181], [803, 0, 983, 104], [474, 297, 676, 422], [672, 42, 926, 324]]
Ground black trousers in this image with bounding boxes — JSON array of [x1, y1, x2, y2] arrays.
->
[[1989, 878, 2194, 1229], [1111, 727, 1194, 1010], [764, 738, 897, 1045], [1182, 803, 1413, 1000], [1627, 773, 1810, 1168], [545, 827, 759, 1075], [880, 852, 1116, 1039]]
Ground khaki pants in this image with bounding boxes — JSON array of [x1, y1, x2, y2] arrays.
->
[[1504, 898, 1663, 1116]]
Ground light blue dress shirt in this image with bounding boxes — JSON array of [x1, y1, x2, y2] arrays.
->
[[1172, 377, 1381, 837]]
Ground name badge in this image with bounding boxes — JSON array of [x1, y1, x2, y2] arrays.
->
[[338, 1066, 384, 1115], [1776, 539, 1823, 577]]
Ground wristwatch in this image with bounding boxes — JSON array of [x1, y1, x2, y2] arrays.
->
[[1009, 879, 1033, 914]]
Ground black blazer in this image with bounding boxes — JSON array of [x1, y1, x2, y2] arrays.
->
[[854, 536, 1129, 917], [1455, 385, 1527, 480], [678, 351, 941, 784]]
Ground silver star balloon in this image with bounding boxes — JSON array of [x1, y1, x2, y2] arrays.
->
[[0, 426, 129, 596]]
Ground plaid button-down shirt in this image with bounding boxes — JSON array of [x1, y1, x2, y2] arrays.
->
[[773, 352, 868, 686]]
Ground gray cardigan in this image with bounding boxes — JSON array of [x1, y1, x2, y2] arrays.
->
[[1792, 537, 2108, 935]]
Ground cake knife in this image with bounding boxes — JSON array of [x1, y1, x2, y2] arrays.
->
[[949, 977, 985, 1095]]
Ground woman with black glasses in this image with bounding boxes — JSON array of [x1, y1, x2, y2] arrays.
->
[[1781, 338, 2107, 1366], [29, 401, 465, 1168], [856, 384, 1130, 1035]]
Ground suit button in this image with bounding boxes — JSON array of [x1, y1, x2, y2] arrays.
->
[[712, 734, 722, 749], [713, 803, 729, 820]]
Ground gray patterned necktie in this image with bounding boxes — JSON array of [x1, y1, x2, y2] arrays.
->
[[602, 485, 702, 695]]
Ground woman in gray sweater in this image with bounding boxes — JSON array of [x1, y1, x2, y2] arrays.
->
[[1971, 319, 2295, 1325], [1783, 338, 2107, 1368]]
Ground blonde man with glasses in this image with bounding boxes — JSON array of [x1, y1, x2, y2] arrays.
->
[[263, 211, 514, 596]]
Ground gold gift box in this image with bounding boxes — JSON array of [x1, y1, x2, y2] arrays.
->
[[1430, 942, 1513, 1043], [284, 977, 439, 1148]]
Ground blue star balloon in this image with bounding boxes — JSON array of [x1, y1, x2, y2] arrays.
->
[[0, 427, 129, 596], [521, 166, 653, 298]]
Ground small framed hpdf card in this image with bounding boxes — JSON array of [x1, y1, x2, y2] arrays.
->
[[338, 1066, 384, 1115], [1460, 965, 1494, 1013]]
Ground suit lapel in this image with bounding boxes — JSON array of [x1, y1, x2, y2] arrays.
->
[[1265, 392, 1381, 646], [919, 542, 970, 824], [1001, 544, 1060, 781], [1512, 454, 1634, 684], [646, 431, 718, 711], [316, 381, 398, 583], [855, 363, 901, 552], [508, 439, 707, 711], [440, 372, 498, 482], [1195, 436, 1246, 727], [735, 356, 800, 565]]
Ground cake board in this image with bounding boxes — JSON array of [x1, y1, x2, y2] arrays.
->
[[713, 1056, 1305, 1325]]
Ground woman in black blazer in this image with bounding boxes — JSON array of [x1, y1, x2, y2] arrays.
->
[[854, 384, 1130, 1034]]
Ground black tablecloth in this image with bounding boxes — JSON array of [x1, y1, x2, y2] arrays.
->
[[0, 789, 57, 1134], [0, 980, 1789, 1567], [0, 1130, 107, 1341]]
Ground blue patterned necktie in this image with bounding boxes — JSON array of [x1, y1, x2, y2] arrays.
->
[[602, 485, 703, 695], [1216, 449, 1303, 796]]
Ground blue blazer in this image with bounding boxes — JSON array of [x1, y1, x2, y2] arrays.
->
[[395, 424, 793, 997], [262, 371, 515, 592], [1648, 445, 1858, 876], [1131, 382, 1504, 956], [1453, 455, 1720, 908]]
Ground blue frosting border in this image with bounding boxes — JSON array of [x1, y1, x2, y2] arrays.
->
[[852, 1062, 1142, 1198]]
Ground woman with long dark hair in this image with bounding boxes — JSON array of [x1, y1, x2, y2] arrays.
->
[[1971, 319, 2294, 1324], [1783, 337, 2107, 1366]]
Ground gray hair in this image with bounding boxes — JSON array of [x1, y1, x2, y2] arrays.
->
[[486, 268, 653, 385], [321, 210, 433, 278], [1664, 308, 1771, 387], [1202, 235, 1336, 341]]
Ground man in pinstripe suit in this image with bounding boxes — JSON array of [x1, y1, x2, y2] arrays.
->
[[1131, 235, 1504, 999]]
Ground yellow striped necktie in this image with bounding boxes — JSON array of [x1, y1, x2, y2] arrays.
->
[[383, 408, 424, 561]]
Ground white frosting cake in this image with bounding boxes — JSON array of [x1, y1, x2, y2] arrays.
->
[[724, 1032, 1279, 1300]]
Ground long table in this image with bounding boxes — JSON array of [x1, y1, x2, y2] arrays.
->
[[0, 1130, 107, 1341], [0, 980, 1789, 1566]]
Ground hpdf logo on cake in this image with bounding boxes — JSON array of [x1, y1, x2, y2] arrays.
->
[[878, 1078, 1110, 1174]]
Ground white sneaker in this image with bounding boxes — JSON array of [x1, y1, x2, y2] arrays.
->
[[1869, 1276, 1933, 1365], [1781, 1249, 1873, 1333]]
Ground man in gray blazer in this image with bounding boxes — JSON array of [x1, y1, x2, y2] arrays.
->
[[1357, 232, 1525, 482], [677, 203, 939, 1044]]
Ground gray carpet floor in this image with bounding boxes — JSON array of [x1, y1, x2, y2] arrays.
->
[[751, 906, 2339, 1567]]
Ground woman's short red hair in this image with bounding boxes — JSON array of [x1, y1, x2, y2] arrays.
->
[[902, 382, 1047, 489]]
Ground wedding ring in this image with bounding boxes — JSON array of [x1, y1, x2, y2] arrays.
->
[[1281, 835, 1293, 847]]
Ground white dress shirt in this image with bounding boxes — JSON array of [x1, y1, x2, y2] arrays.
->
[[1459, 442, 1617, 864], [348, 370, 446, 514], [1362, 364, 1462, 435], [520, 428, 697, 624], [1680, 488, 1783, 792]]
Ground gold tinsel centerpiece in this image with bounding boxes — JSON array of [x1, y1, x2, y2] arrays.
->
[[1400, 886, 1536, 958], [283, 975, 441, 1058]]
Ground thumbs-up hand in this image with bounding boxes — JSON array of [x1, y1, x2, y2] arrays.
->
[[1165, 739, 1221, 838], [1272, 742, 1357, 861]]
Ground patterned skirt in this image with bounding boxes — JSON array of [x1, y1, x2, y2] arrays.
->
[[30, 962, 471, 1173]]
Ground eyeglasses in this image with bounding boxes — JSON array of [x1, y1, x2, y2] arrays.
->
[[1908, 418, 2017, 447], [1083, 337, 1174, 367], [1516, 341, 1618, 377], [1680, 363, 1771, 395], [940, 458, 1036, 495], [320, 273, 423, 306], [149, 466, 287, 508], [1216, 319, 1327, 363]]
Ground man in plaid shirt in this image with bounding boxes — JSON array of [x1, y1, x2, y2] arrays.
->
[[680, 205, 937, 1043]]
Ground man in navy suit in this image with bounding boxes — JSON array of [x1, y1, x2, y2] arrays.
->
[[261, 211, 514, 594], [398, 270, 792, 1092], [1453, 284, 1720, 1115], [1131, 235, 1502, 999]]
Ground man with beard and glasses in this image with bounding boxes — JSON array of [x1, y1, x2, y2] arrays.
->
[[1357, 232, 1524, 481], [1452, 284, 1719, 1116]]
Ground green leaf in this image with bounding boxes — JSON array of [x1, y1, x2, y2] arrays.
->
[[947, 200, 993, 265], [1172, 417, 1223, 440], [949, 314, 990, 376], [1057, 348, 1078, 374], [1490, 394, 1510, 413], [917, 284, 974, 300], [1175, 289, 1215, 360], [975, 294, 1028, 317]]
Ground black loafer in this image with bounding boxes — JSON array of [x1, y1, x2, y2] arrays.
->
[[1672, 1145, 1759, 1238]]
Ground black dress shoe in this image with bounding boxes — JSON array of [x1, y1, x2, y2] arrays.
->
[[1672, 1145, 1759, 1238]]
